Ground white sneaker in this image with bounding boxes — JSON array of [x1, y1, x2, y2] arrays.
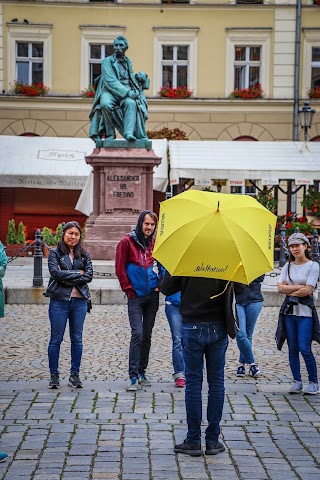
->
[[303, 382, 319, 395], [289, 380, 303, 394]]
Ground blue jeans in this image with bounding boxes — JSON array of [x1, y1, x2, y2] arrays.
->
[[165, 302, 185, 377], [236, 301, 263, 364], [127, 291, 159, 378], [284, 315, 318, 383], [48, 298, 87, 375], [182, 321, 228, 445]]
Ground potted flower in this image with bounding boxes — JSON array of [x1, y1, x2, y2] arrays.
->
[[5, 219, 27, 257], [41, 227, 55, 256], [159, 84, 193, 99], [230, 83, 263, 100], [256, 189, 277, 214], [307, 86, 320, 99], [13, 81, 49, 96], [301, 189, 320, 217], [81, 85, 95, 98]]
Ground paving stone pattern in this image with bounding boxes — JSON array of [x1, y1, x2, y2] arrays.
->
[[0, 305, 320, 480]]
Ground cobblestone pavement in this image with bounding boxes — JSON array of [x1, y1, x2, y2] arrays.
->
[[1, 305, 320, 480]]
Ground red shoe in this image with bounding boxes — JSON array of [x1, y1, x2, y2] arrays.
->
[[175, 378, 186, 388]]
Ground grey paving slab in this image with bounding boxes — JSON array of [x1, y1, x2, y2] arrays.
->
[[1, 300, 320, 479]]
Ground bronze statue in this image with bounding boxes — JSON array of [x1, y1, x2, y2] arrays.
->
[[89, 36, 150, 143]]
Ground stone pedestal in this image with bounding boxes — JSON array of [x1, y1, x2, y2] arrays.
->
[[83, 146, 161, 259]]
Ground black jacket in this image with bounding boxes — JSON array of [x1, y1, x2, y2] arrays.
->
[[234, 275, 265, 306], [161, 272, 239, 338], [161, 271, 227, 323], [44, 248, 93, 301], [275, 295, 320, 350]]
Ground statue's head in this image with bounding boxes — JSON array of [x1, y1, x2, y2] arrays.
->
[[113, 36, 128, 57]]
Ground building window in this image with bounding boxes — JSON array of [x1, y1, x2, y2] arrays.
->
[[153, 27, 199, 96], [161, 45, 189, 88], [89, 44, 113, 85], [302, 29, 320, 96], [6, 22, 53, 89], [311, 46, 320, 88], [231, 180, 258, 195], [234, 46, 261, 89], [16, 42, 44, 84], [79, 25, 126, 91], [225, 28, 271, 98]]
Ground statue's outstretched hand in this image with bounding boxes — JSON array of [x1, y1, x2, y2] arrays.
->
[[128, 89, 139, 99]]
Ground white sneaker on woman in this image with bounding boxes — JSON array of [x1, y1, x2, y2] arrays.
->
[[303, 382, 319, 395]]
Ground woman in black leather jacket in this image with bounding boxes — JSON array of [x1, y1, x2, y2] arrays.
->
[[44, 221, 93, 389]]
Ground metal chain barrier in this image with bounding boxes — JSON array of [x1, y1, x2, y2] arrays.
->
[[6, 242, 35, 263], [93, 271, 112, 277]]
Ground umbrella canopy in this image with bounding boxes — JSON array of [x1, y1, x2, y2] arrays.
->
[[153, 190, 276, 285]]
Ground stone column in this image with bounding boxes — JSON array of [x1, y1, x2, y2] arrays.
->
[[84, 146, 161, 259]]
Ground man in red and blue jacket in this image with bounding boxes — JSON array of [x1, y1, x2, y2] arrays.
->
[[115, 210, 161, 391]]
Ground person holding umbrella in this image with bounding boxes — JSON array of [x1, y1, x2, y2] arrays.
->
[[161, 272, 230, 456]]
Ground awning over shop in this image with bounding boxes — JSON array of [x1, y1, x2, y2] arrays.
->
[[169, 141, 320, 186], [0, 136, 94, 189], [0, 136, 168, 192]]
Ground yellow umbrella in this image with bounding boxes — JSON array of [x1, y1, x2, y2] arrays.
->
[[153, 190, 276, 285]]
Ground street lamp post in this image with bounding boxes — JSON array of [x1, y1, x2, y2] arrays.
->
[[298, 101, 316, 142]]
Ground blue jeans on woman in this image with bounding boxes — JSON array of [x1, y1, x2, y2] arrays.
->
[[48, 297, 87, 375], [165, 302, 185, 377], [182, 321, 228, 445], [127, 291, 159, 378], [236, 301, 263, 364], [284, 314, 318, 383]]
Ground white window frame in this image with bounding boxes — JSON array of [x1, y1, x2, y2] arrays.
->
[[161, 45, 189, 89], [226, 29, 271, 98], [79, 25, 126, 91], [153, 27, 199, 96], [89, 43, 114, 86], [302, 29, 320, 96], [233, 46, 261, 89], [16, 41, 44, 85], [7, 23, 52, 89]]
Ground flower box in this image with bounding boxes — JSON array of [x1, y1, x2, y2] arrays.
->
[[81, 85, 96, 98], [308, 86, 320, 99], [159, 85, 192, 99], [13, 81, 49, 96], [230, 83, 263, 100]]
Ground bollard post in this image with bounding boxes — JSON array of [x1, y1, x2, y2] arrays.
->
[[33, 229, 43, 287], [279, 224, 287, 267], [311, 228, 320, 265]]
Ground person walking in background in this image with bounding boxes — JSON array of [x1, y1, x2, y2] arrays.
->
[[277, 232, 320, 395], [161, 272, 230, 457], [0, 240, 8, 319], [115, 210, 161, 392], [164, 290, 186, 388], [44, 221, 93, 389], [234, 275, 264, 378]]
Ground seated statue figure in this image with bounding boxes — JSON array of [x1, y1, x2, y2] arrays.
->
[[89, 36, 150, 143]]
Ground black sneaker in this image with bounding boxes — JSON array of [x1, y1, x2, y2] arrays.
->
[[236, 365, 245, 377], [249, 364, 260, 378], [205, 441, 226, 455], [49, 374, 59, 389], [174, 438, 202, 457], [68, 372, 83, 388]]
